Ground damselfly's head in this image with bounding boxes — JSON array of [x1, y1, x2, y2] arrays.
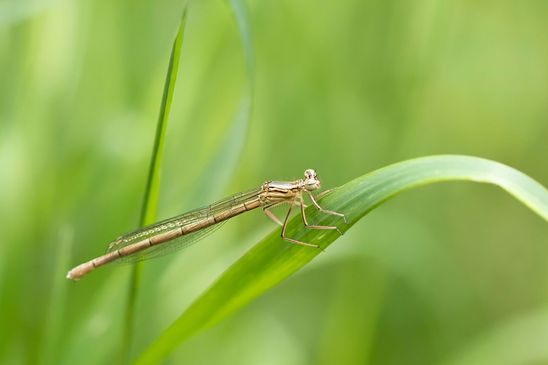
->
[[303, 169, 320, 191]]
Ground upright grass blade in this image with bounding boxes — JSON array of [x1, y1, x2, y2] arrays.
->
[[39, 227, 73, 365], [189, 0, 255, 202], [228, 0, 255, 83], [121, 7, 188, 364], [133, 155, 548, 365]]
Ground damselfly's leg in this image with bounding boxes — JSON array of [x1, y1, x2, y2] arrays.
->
[[281, 198, 319, 248], [298, 196, 342, 235], [316, 188, 335, 200], [307, 191, 347, 224], [263, 203, 283, 226]]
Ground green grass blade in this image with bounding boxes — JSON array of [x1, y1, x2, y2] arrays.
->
[[190, 94, 252, 202], [189, 0, 254, 201], [39, 227, 73, 365], [133, 155, 548, 365], [121, 7, 188, 364], [139, 9, 187, 226], [228, 0, 254, 84]]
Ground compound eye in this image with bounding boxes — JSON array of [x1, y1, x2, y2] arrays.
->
[[304, 169, 316, 179]]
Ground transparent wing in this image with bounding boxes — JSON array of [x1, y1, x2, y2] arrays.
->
[[105, 187, 262, 262]]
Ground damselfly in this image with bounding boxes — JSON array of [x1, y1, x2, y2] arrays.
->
[[67, 169, 345, 280]]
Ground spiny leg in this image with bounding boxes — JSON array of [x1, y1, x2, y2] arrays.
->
[[315, 188, 335, 200], [307, 191, 347, 224], [281, 198, 319, 248], [263, 203, 284, 226], [298, 196, 342, 235]]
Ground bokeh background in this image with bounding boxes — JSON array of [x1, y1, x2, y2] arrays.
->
[[1, 0, 547, 364]]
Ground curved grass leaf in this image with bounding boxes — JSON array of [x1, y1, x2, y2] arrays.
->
[[122, 7, 188, 364], [133, 155, 548, 365]]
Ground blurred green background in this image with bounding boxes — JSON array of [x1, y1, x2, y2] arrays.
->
[[1, 0, 547, 364]]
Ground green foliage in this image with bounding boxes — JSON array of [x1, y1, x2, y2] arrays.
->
[[0, 1, 547, 365]]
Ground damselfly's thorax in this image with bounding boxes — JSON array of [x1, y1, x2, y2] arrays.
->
[[259, 169, 321, 204]]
